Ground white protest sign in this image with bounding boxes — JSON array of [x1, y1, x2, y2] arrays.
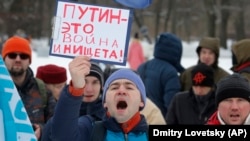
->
[[50, 0, 133, 66]]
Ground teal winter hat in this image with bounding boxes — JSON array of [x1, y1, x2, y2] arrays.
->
[[102, 68, 146, 110]]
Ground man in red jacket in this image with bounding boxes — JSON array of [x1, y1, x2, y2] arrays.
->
[[207, 73, 250, 125]]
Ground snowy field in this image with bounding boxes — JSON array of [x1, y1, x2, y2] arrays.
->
[[30, 38, 234, 83]]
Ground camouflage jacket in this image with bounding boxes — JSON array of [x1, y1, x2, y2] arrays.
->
[[15, 67, 56, 125]]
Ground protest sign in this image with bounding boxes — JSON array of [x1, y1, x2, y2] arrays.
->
[[50, 0, 133, 66], [0, 56, 37, 141]]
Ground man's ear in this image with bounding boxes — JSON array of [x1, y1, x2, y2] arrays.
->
[[139, 101, 144, 109], [103, 102, 107, 109]]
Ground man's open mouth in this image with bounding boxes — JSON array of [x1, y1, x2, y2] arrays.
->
[[117, 101, 127, 110], [230, 114, 240, 118]]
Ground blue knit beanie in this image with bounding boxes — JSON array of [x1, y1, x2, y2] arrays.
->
[[102, 68, 146, 110]]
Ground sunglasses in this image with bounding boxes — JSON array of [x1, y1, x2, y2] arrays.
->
[[7, 53, 30, 60]]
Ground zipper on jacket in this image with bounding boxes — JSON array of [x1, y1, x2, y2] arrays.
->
[[124, 133, 128, 141]]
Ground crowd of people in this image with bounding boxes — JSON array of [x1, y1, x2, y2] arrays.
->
[[1, 31, 250, 140]]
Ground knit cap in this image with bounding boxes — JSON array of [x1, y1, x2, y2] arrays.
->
[[36, 64, 67, 84], [102, 68, 146, 110], [196, 37, 220, 57], [88, 62, 104, 87], [216, 73, 250, 105], [191, 63, 214, 87], [2, 36, 32, 63]]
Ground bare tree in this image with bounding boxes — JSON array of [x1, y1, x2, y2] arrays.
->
[[170, 0, 177, 35], [234, 0, 246, 40], [203, 0, 217, 37], [1, 0, 250, 41], [163, 0, 174, 33], [219, 0, 231, 49], [153, 0, 163, 37]]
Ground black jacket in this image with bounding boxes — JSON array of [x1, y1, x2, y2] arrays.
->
[[166, 88, 216, 124]]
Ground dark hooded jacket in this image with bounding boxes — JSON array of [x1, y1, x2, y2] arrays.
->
[[180, 37, 229, 91], [79, 96, 104, 120], [137, 32, 184, 116], [231, 39, 250, 81]]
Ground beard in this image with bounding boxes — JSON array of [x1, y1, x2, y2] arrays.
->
[[9, 67, 25, 77]]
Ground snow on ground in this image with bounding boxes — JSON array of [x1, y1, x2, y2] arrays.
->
[[30, 38, 234, 83]]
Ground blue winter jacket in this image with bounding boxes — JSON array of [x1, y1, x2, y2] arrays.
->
[[51, 86, 148, 141], [137, 32, 184, 116], [41, 93, 105, 141]]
